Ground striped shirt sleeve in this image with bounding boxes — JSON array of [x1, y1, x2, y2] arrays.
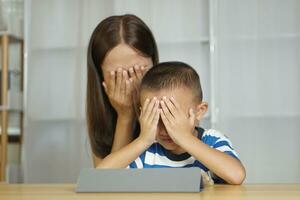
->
[[202, 129, 239, 160], [202, 129, 240, 183]]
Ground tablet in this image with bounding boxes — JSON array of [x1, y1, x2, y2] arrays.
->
[[76, 168, 203, 192]]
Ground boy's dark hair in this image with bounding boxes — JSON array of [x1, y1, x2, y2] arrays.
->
[[141, 61, 203, 102]]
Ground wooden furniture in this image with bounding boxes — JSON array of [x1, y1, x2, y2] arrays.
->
[[0, 33, 24, 182], [0, 184, 299, 200]]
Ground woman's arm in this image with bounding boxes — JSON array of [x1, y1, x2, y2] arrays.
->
[[97, 97, 160, 168], [97, 137, 150, 168], [111, 115, 135, 153], [92, 114, 135, 167]]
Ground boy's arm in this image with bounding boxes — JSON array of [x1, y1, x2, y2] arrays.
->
[[176, 134, 246, 185], [97, 97, 160, 169], [160, 97, 246, 185]]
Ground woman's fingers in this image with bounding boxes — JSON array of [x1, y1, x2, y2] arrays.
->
[[120, 70, 128, 96], [115, 68, 123, 96], [134, 65, 143, 81], [108, 71, 116, 95], [129, 67, 135, 80], [102, 82, 108, 94]]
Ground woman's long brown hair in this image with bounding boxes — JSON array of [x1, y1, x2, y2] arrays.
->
[[86, 14, 159, 158]]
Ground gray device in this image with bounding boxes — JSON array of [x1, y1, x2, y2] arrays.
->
[[76, 168, 203, 192]]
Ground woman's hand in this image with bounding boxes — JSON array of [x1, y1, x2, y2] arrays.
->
[[102, 65, 148, 119], [138, 97, 160, 145], [160, 97, 195, 144], [128, 65, 149, 111]]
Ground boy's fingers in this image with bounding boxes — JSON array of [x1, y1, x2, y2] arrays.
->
[[141, 98, 150, 115], [163, 97, 177, 117], [144, 97, 157, 119], [170, 97, 185, 115], [160, 109, 171, 127], [151, 108, 160, 126], [170, 97, 181, 109], [149, 100, 159, 122], [160, 100, 174, 121]]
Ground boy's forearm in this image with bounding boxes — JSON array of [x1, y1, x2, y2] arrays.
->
[[178, 134, 246, 185], [111, 115, 135, 153], [97, 137, 150, 169]]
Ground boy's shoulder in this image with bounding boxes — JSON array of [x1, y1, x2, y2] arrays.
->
[[198, 127, 232, 147]]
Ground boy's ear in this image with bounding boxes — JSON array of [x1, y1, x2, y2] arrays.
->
[[195, 101, 208, 121]]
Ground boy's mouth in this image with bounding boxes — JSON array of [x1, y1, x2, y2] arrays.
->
[[159, 135, 174, 143]]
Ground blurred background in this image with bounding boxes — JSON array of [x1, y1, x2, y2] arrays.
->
[[0, 0, 299, 184]]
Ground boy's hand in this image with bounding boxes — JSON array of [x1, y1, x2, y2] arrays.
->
[[160, 97, 195, 144], [138, 97, 160, 145]]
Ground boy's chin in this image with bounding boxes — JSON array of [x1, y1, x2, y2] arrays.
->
[[157, 139, 178, 150]]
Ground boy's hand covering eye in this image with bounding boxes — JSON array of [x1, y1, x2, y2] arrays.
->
[[160, 97, 195, 144], [138, 97, 160, 145]]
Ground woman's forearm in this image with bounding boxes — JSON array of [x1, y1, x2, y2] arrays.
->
[[97, 137, 150, 168]]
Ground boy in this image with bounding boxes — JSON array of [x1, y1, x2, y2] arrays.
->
[[97, 62, 246, 185]]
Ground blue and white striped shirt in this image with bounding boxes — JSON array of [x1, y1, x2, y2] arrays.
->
[[128, 127, 239, 182]]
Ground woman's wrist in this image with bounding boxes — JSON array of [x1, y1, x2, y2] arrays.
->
[[117, 111, 136, 124]]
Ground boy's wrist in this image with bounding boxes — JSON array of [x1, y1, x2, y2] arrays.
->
[[175, 132, 197, 148], [136, 135, 154, 148]]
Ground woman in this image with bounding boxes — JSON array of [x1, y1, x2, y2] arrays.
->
[[86, 14, 159, 167]]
